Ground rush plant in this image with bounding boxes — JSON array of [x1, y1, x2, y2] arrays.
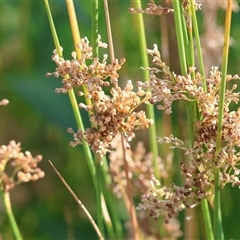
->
[[44, 0, 240, 239]]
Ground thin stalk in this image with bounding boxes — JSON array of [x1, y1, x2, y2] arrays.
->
[[131, 0, 159, 179], [214, 1, 232, 239], [92, 0, 99, 59], [100, 193, 116, 240], [189, 0, 213, 239], [181, 14, 191, 67], [2, 191, 22, 240], [93, 1, 122, 238], [190, 0, 206, 91], [173, 0, 196, 145], [201, 198, 214, 240], [186, 20, 195, 72], [172, 0, 187, 75], [49, 161, 104, 240], [120, 132, 139, 240], [66, 0, 81, 57], [66, 0, 91, 107], [101, 157, 124, 239], [44, 0, 62, 55], [91, 1, 105, 236], [103, 0, 115, 61], [95, 157, 104, 238]]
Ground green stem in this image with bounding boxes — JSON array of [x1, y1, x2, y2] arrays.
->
[[190, 0, 206, 91], [101, 157, 124, 239], [98, 1, 124, 238], [214, 1, 232, 239], [103, 0, 115, 61], [2, 191, 22, 240], [188, 2, 213, 238], [92, 0, 99, 59], [44, 0, 62, 55], [100, 193, 116, 240], [91, 1, 105, 237], [172, 0, 187, 75], [131, 0, 159, 179], [95, 158, 104, 238], [201, 198, 214, 240]]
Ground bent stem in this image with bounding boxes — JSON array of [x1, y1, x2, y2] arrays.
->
[[49, 161, 104, 240], [1, 190, 22, 240]]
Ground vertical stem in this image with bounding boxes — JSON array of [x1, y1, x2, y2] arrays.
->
[[172, 0, 187, 75], [101, 1, 125, 238], [103, 0, 115, 62], [130, 0, 159, 179], [92, 0, 99, 59], [120, 132, 139, 240], [91, 1, 105, 237], [66, 0, 81, 56], [188, 2, 213, 238], [95, 158, 104, 238], [190, 0, 206, 91], [101, 159, 124, 239], [2, 191, 22, 240], [214, 1, 232, 239], [44, 0, 62, 55], [66, 0, 91, 106]]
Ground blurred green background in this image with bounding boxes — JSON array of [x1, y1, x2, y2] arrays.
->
[[0, 1, 240, 239]]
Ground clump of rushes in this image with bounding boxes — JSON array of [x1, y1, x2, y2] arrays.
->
[[136, 44, 240, 223], [45, 0, 235, 238], [47, 37, 153, 158]]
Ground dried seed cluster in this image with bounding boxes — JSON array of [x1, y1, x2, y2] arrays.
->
[[109, 134, 171, 198], [0, 140, 44, 192], [129, 0, 173, 17], [137, 44, 240, 223], [48, 37, 153, 158]]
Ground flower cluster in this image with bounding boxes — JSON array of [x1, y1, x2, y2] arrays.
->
[[129, 0, 173, 17], [0, 140, 45, 192], [137, 44, 240, 222], [46, 36, 117, 94], [48, 37, 153, 157]]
